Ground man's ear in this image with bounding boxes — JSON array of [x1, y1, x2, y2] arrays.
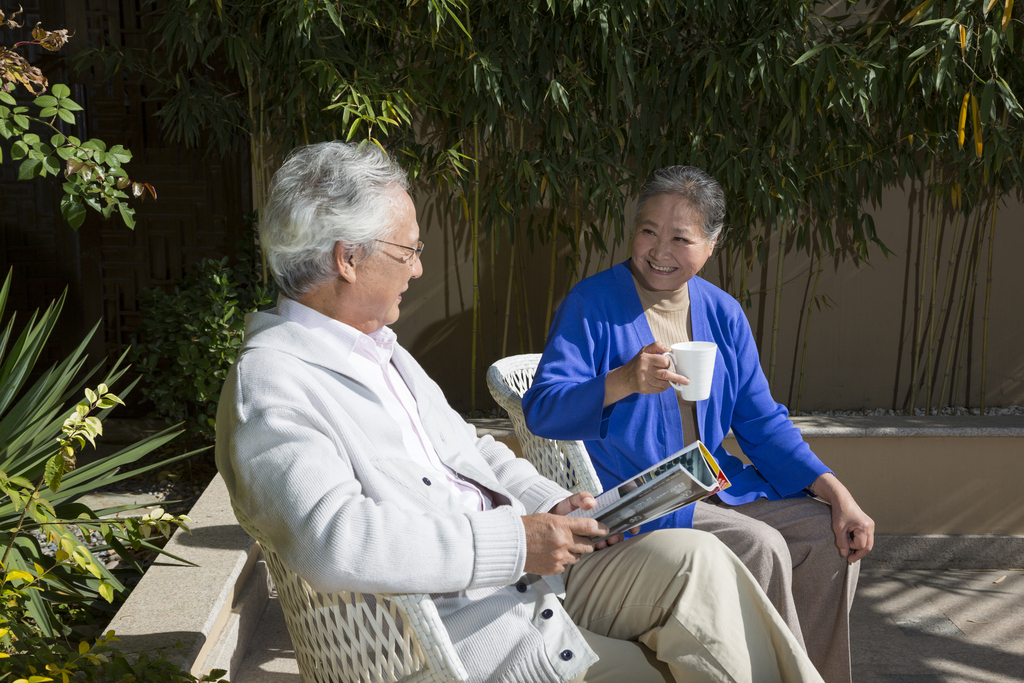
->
[[335, 242, 358, 283]]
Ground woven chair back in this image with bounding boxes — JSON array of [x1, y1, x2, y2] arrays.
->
[[486, 354, 603, 495]]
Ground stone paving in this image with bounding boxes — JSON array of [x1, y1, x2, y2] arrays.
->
[[851, 568, 1024, 683], [230, 567, 1024, 682]]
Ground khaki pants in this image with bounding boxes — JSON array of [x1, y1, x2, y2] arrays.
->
[[693, 497, 858, 683], [563, 529, 825, 683]]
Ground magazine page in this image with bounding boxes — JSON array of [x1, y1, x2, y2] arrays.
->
[[569, 441, 730, 540]]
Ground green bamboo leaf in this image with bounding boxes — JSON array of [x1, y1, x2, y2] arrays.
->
[[935, 38, 954, 92], [792, 44, 829, 66], [980, 79, 996, 124], [996, 77, 1024, 116], [907, 39, 942, 61]]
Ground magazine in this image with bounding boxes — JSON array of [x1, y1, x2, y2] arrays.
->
[[568, 441, 730, 541]]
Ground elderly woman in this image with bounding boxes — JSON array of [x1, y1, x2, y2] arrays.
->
[[523, 166, 874, 683]]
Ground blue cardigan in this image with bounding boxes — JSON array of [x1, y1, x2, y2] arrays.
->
[[523, 261, 831, 530]]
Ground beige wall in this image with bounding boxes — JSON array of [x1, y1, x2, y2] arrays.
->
[[724, 434, 1024, 535], [395, 185, 1024, 414]]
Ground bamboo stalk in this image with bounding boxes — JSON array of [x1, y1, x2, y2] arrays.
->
[[511, 249, 526, 353], [892, 179, 922, 411], [788, 234, 816, 407], [491, 226, 498, 358], [517, 232, 535, 352], [909, 159, 938, 412], [470, 125, 481, 414], [980, 196, 999, 412], [936, 210, 972, 407], [754, 226, 772, 354], [738, 235, 755, 307], [924, 171, 946, 413], [501, 239, 516, 358], [795, 251, 825, 415], [957, 282, 979, 408], [717, 242, 732, 297], [571, 179, 581, 289], [768, 218, 787, 389], [950, 202, 987, 408], [544, 212, 559, 342], [963, 224, 985, 410]]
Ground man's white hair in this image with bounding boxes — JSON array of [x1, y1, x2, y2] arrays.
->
[[259, 141, 410, 300]]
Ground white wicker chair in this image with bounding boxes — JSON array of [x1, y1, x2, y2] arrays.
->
[[486, 354, 603, 495], [231, 504, 468, 683]]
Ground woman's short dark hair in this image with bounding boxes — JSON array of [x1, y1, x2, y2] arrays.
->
[[633, 166, 725, 243]]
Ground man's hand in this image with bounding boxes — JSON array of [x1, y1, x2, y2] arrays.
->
[[811, 473, 875, 563], [603, 341, 689, 407], [522, 513, 608, 575], [546, 491, 632, 552]]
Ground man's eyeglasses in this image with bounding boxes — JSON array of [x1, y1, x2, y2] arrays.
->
[[375, 239, 425, 264]]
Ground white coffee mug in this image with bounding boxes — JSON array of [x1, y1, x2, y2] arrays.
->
[[662, 341, 718, 401]]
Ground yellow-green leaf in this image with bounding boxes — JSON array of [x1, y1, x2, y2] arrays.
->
[[972, 91, 983, 158], [98, 582, 114, 603], [901, 0, 931, 24], [78, 640, 90, 655], [959, 91, 970, 148], [1003, 0, 1014, 30], [5, 569, 35, 583]]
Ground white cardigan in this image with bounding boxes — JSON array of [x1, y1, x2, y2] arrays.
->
[[216, 311, 598, 682]]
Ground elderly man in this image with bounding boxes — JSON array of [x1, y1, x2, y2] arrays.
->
[[216, 141, 826, 683]]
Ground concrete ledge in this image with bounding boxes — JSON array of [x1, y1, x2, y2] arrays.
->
[[469, 414, 1024, 439], [202, 559, 273, 679], [789, 414, 1024, 438], [467, 417, 517, 440], [864, 535, 1024, 570], [106, 473, 265, 677]]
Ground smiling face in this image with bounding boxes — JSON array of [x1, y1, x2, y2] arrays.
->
[[347, 187, 423, 333], [629, 193, 716, 292]]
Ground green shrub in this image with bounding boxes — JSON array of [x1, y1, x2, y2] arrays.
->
[[0, 626, 229, 682], [0, 268, 216, 680], [133, 237, 275, 446]]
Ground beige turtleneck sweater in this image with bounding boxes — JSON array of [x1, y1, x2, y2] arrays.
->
[[631, 268, 700, 447]]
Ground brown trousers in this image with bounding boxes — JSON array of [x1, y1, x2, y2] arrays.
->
[[562, 529, 825, 683], [692, 497, 859, 683]]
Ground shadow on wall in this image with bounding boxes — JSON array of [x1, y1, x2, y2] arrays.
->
[[405, 306, 482, 414]]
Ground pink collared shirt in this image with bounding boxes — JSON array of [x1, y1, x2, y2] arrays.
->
[[276, 297, 492, 513]]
